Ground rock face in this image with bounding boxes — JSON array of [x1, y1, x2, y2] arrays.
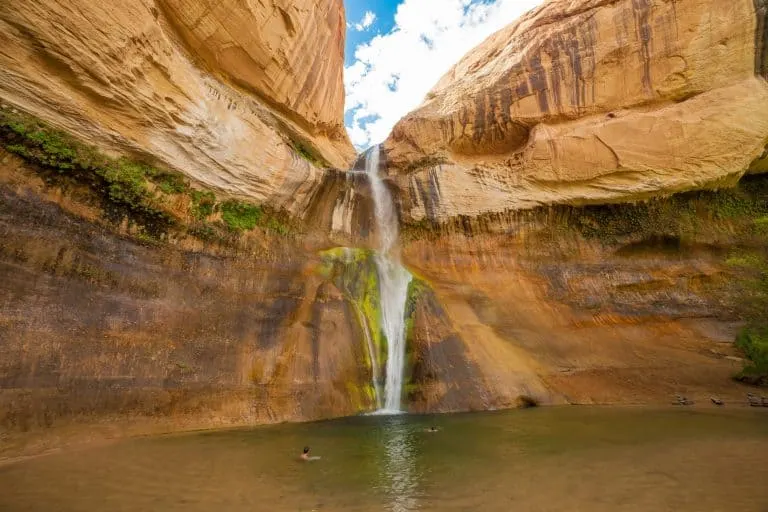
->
[[0, 0, 355, 213], [1, 0, 766, 462], [385, 0, 768, 221], [0, 154, 376, 441]]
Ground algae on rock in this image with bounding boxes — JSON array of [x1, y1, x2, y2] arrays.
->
[[319, 247, 388, 408]]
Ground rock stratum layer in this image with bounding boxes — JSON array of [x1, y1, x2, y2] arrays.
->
[[386, 0, 768, 221], [1, 0, 767, 462], [0, 0, 355, 212], [3, 150, 762, 462]]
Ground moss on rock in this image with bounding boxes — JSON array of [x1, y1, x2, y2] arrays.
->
[[0, 107, 297, 242], [319, 248, 387, 392]]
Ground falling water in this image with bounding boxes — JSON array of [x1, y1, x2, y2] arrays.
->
[[366, 145, 412, 414]]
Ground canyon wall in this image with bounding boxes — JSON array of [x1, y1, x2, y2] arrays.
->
[[0, 0, 355, 213], [2, 0, 767, 461], [385, 0, 768, 221], [378, 0, 768, 412]]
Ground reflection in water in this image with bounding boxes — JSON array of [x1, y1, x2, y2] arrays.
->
[[379, 416, 420, 511], [1, 409, 766, 512]]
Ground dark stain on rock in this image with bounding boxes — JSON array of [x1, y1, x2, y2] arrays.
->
[[304, 169, 373, 240], [408, 289, 487, 412], [527, 53, 550, 113], [515, 79, 530, 98], [632, 0, 654, 94], [754, 0, 768, 77], [500, 86, 513, 119], [473, 94, 487, 143], [545, 38, 564, 111], [413, 174, 441, 222]]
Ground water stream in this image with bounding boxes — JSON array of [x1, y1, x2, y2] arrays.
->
[[366, 145, 412, 414]]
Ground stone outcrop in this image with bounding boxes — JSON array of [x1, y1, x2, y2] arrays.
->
[[0, 0, 355, 214], [385, 0, 768, 222], [0, 153, 375, 442], [1, 0, 766, 463]]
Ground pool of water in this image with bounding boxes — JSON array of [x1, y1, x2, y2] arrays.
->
[[1, 407, 766, 511]]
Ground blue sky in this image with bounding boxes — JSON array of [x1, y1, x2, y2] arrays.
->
[[344, 0, 398, 66], [342, 0, 544, 150]]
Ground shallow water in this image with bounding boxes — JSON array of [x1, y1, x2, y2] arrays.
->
[[1, 408, 766, 512]]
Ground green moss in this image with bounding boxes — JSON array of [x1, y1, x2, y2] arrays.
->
[[568, 178, 768, 245], [403, 175, 768, 245], [265, 217, 291, 236], [288, 138, 329, 168], [405, 278, 429, 320], [726, 252, 765, 268], [735, 328, 768, 386], [728, 241, 768, 385], [401, 276, 435, 404], [152, 171, 188, 195], [190, 190, 217, 220], [319, 247, 387, 378], [220, 200, 291, 235], [220, 200, 264, 232], [755, 216, 768, 235], [0, 109, 174, 235], [0, 108, 299, 241]]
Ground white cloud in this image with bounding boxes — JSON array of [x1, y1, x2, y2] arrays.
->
[[351, 10, 377, 32], [344, 0, 544, 150]]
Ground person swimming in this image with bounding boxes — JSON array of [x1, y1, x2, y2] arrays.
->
[[300, 446, 321, 461], [425, 426, 439, 433]]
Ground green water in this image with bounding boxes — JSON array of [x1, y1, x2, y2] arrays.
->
[[1, 408, 766, 511]]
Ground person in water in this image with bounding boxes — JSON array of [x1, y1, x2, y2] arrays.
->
[[425, 426, 439, 433], [300, 446, 321, 461]]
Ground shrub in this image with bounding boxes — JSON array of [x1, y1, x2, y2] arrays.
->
[[0, 108, 298, 241], [221, 200, 263, 231], [153, 172, 188, 195], [735, 328, 768, 386], [190, 190, 217, 220]]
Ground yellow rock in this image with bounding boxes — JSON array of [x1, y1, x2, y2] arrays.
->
[[0, 0, 355, 214], [385, 0, 768, 221]]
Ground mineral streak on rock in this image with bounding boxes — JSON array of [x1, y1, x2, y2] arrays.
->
[[385, 0, 768, 222]]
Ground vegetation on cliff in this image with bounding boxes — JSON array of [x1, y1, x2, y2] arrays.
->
[[402, 277, 431, 402], [403, 174, 768, 386], [0, 107, 295, 243], [319, 247, 386, 403], [727, 238, 768, 386]]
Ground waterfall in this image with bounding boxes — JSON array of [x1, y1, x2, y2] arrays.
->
[[366, 145, 412, 414]]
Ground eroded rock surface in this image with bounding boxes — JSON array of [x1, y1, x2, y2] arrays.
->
[[385, 0, 768, 221], [0, 0, 355, 213]]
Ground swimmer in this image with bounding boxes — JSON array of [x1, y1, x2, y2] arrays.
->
[[425, 426, 439, 433], [300, 446, 321, 461]]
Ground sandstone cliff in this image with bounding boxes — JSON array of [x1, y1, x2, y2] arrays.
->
[[2, 0, 767, 463], [385, 0, 768, 221], [0, 0, 356, 213]]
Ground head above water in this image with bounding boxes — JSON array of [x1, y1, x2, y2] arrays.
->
[[303, 446, 310, 454]]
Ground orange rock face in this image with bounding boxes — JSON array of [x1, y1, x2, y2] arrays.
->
[[158, 0, 350, 146], [385, 0, 768, 221], [0, 0, 355, 213]]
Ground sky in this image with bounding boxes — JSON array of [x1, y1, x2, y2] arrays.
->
[[343, 0, 545, 150]]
